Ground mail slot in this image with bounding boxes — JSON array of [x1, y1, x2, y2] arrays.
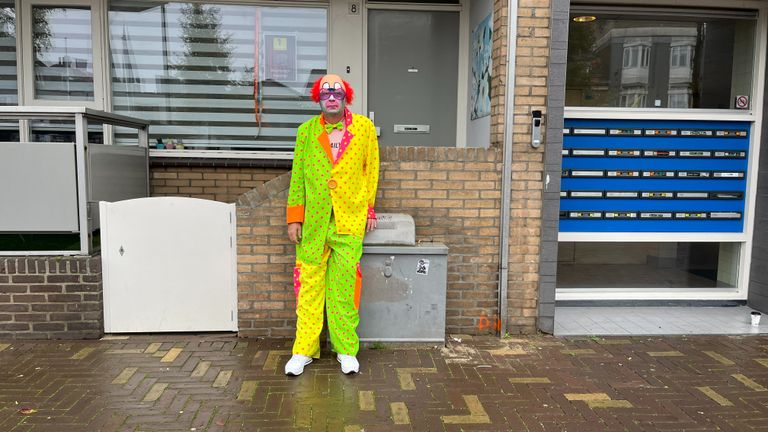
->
[[394, 124, 430, 134]]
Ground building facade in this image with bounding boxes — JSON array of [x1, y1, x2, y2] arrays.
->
[[1, 0, 766, 339]]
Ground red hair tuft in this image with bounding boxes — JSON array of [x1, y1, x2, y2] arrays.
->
[[342, 80, 354, 105], [310, 78, 322, 103]]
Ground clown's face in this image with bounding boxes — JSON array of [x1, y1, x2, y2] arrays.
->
[[318, 74, 346, 117]]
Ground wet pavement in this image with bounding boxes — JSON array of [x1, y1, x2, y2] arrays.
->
[[2, 334, 768, 431]]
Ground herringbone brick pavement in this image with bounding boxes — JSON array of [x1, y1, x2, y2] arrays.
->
[[2, 335, 768, 431]]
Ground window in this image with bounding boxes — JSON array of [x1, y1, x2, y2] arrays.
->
[[0, 1, 17, 141], [557, 242, 740, 289], [19, 0, 104, 108], [670, 45, 691, 68], [566, 8, 756, 109], [668, 92, 690, 108], [32, 6, 94, 101], [0, 1, 16, 106], [620, 91, 646, 108], [622, 45, 649, 69], [108, 2, 327, 150]]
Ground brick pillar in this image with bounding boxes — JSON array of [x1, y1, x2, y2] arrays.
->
[[492, 0, 552, 333]]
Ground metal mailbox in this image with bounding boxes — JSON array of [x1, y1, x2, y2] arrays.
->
[[358, 213, 448, 342]]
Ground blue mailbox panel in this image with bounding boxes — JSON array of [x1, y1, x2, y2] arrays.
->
[[560, 120, 749, 233]]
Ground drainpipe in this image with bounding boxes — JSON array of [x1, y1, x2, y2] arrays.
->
[[498, 0, 518, 337]]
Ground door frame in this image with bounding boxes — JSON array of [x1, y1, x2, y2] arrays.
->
[[362, 0, 469, 147]]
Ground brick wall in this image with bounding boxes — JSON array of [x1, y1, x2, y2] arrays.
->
[[151, 166, 289, 203], [0, 256, 102, 340], [236, 147, 502, 337]]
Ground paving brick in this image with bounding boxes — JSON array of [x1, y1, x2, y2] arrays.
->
[[2, 334, 764, 429]]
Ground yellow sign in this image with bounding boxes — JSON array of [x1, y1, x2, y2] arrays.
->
[[273, 37, 288, 51]]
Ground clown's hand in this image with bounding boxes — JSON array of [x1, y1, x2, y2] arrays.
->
[[288, 223, 302, 244], [366, 217, 377, 232]]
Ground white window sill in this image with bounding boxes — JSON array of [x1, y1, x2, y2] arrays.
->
[[149, 149, 294, 160]]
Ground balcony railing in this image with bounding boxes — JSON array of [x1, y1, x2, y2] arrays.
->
[[0, 107, 150, 256]]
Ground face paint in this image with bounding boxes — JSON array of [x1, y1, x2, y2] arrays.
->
[[319, 74, 346, 117]]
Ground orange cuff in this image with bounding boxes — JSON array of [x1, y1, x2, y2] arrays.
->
[[286, 205, 305, 224]]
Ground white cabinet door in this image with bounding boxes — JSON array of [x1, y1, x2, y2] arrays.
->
[[101, 197, 237, 333]]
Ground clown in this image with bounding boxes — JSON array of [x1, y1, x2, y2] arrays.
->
[[284, 74, 379, 376]]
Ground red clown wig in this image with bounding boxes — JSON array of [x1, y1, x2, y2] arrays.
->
[[310, 77, 354, 105]]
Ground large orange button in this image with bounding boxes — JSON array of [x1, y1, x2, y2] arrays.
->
[[328, 179, 338, 189]]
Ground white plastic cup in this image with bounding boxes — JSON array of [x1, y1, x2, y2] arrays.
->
[[751, 311, 762, 327]]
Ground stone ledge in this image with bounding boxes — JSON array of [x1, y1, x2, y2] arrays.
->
[[237, 172, 292, 208]]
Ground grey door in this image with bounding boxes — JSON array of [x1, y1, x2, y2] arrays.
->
[[368, 10, 459, 147]]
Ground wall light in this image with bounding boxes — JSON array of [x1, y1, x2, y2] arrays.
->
[[572, 15, 597, 23]]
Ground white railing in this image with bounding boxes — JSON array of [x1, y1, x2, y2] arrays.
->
[[0, 107, 150, 256]]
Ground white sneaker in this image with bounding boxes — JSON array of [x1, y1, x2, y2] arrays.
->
[[337, 354, 360, 374], [284, 354, 313, 376]]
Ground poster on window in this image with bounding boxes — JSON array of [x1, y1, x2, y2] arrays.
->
[[470, 14, 492, 120], [265, 34, 297, 82]]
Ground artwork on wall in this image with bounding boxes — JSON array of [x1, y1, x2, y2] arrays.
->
[[470, 13, 492, 120]]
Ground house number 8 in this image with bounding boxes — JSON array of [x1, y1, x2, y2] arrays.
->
[[349, 2, 359, 15]]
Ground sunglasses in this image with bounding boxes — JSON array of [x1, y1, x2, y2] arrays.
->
[[319, 89, 346, 101]]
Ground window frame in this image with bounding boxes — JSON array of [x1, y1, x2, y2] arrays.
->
[[622, 44, 649, 69], [19, 0, 106, 109], [670, 44, 691, 68]]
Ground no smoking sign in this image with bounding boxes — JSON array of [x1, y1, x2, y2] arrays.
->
[[735, 95, 749, 109]]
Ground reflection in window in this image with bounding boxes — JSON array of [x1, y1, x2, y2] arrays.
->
[[30, 120, 103, 143], [0, 2, 16, 105], [33, 7, 94, 100], [668, 92, 689, 108], [0, 122, 18, 141], [622, 45, 649, 69], [566, 9, 756, 109], [670, 45, 691, 68], [620, 91, 646, 108], [108, 2, 327, 150], [557, 242, 740, 289]]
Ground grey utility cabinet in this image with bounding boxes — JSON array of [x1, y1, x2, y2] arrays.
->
[[358, 214, 448, 342]]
